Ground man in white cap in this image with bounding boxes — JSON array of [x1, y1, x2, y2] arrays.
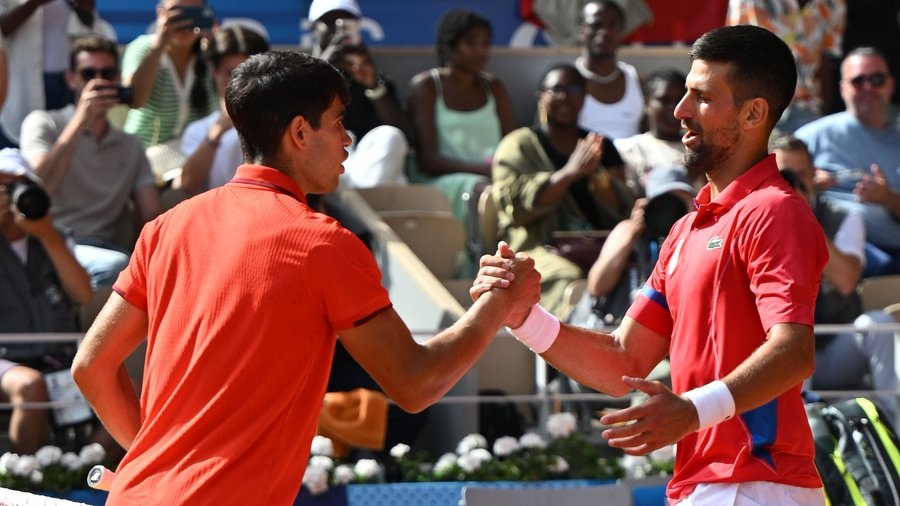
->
[[307, 0, 412, 189], [0, 148, 92, 453]]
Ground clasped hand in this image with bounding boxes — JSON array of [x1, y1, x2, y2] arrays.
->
[[469, 241, 541, 328]]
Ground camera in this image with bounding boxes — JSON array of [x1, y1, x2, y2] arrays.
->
[[5, 180, 51, 219], [97, 84, 134, 105], [174, 5, 215, 30]]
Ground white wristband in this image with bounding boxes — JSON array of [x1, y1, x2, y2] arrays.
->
[[506, 304, 560, 353], [683, 380, 735, 431]]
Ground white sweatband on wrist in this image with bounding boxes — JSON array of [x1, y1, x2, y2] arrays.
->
[[506, 304, 560, 353], [683, 380, 735, 431]]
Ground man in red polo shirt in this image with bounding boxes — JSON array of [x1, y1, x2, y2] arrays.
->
[[70, 51, 540, 504], [474, 25, 828, 505]]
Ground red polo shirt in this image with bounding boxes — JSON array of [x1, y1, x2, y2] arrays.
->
[[110, 165, 391, 504], [626, 155, 827, 501]]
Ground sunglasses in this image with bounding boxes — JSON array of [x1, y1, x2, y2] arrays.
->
[[541, 84, 586, 98], [78, 67, 117, 81], [848, 72, 887, 89]]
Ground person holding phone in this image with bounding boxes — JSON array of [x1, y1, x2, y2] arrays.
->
[[19, 35, 160, 288], [121, 0, 217, 180]]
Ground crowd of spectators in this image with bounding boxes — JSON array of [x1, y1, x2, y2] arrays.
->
[[1, 0, 899, 461]]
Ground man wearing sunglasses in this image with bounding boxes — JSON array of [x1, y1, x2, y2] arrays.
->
[[796, 47, 900, 276], [19, 34, 160, 289]]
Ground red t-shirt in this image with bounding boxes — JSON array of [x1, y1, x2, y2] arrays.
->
[[626, 155, 827, 502], [109, 165, 391, 504]]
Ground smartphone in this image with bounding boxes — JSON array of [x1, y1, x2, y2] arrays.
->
[[98, 85, 134, 105], [174, 5, 215, 30]]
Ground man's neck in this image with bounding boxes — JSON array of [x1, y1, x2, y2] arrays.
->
[[706, 148, 768, 200]]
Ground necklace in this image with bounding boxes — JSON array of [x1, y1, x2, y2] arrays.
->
[[575, 56, 622, 84]]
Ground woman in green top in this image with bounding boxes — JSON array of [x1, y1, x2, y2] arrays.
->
[[122, 0, 217, 177], [407, 8, 516, 225]]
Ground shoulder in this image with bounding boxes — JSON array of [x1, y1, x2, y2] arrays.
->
[[408, 69, 438, 91], [795, 111, 851, 138]]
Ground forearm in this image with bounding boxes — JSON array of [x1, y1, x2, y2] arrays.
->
[[534, 170, 580, 206], [721, 323, 815, 414], [883, 189, 900, 221], [36, 228, 92, 304], [823, 240, 862, 295], [76, 365, 140, 450], [31, 116, 88, 193], [126, 44, 165, 109], [587, 222, 642, 296], [0, 0, 44, 37]]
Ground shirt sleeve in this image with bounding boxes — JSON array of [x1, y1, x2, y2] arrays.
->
[[121, 35, 151, 80], [625, 219, 684, 338], [112, 217, 155, 311], [308, 226, 391, 331], [19, 111, 58, 159], [743, 195, 827, 330]]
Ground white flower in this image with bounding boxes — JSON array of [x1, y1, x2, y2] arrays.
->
[[519, 432, 547, 449], [353, 459, 381, 480], [492, 436, 520, 457], [620, 454, 650, 479], [60, 452, 82, 471], [649, 445, 675, 463], [12, 455, 39, 477], [456, 433, 488, 455], [78, 443, 106, 466], [546, 412, 578, 438], [308, 455, 334, 471], [390, 443, 411, 459], [0, 453, 19, 475], [332, 464, 355, 486], [468, 448, 493, 465], [35, 446, 63, 467], [434, 453, 457, 476], [310, 435, 334, 457], [549, 456, 569, 474], [29, 469, 43, 484], [457, 452, 483, 473], [302, 464, 330, 495]]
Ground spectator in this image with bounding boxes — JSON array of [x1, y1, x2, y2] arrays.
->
[[795, 46, 900, 276], [407, 8, 516, 224], [20, 35, 160, 288], [121, 0, 217, 180], [0, 0, 114, 145], [0, 148, 91, 453], [612, 68, 692, 193], [307, 0, 413, 188], [727, 0, 846, 133], [774, 135, 897, 418], [0, 34, 13, 150], [179, 24, 268, 195], [576, 0, 644, 139], [492, 63, 632, 318]]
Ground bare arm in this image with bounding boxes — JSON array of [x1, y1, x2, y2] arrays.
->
[[587, 200, 646, 296], [18, 215, 92, 304], [72, 293, 146, 450], [489, 77, 517, 136], [0, 0, 48, 37], [823, 237, 862, 295], [339, 255, 541, 413], [534, 133, 603, 207], [124, 5, 191, 109], [407, 72, 491, 177], [133, 184, 161, 225]]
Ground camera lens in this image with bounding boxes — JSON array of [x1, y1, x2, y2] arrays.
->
[[7, 181, 51, 219]]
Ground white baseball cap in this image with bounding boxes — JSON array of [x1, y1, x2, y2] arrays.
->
[[645, 165, 694, 200], [308, 0, 362, 22], [0, 148, 40, 183]]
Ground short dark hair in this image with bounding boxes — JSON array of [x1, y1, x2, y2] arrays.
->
[[226, 51, 350, 163], [689, 25, 796, 129], [580, 0, 626, 26], [536, 62, 585, 92], [841, 46, 888, 77], [205, 25, 270, 68], [69, 35, 119, 71], [769, 134, 809, 154], [642, 68, 686, 99], [435, 8, 492, 67]]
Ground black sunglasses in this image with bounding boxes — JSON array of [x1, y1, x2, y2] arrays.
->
[[78, 67, 117, 81], [848, 72, 887, 89]]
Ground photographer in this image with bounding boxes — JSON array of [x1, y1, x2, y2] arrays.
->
[[20, 34, 159, 288], [0, 148, 91, 453]]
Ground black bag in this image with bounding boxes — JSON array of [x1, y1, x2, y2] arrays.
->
[[806, 397, 900, 506]]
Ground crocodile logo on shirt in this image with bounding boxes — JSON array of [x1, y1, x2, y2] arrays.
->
[[707, 236, 724, 250]]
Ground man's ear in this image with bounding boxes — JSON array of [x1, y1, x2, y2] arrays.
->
[[64, 71, 78, 91], [741, 97, 769, 131], [286, 115, 308, 150]]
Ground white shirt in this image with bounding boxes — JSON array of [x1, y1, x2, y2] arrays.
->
[[578, 61, 645, 139]]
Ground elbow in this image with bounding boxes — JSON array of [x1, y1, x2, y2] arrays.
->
[[70, 355, 92, 391], [386, 388, 433, 414]]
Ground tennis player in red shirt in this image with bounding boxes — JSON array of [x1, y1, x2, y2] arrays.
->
[[475, 25, 828, 505]]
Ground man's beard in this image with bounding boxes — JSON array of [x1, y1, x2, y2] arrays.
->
[[683, 123, 739, 174]]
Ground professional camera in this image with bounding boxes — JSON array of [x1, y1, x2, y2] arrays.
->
[[5, 180, 50, 219]]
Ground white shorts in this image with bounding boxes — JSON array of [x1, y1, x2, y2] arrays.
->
[[674, 481, 825, 506]]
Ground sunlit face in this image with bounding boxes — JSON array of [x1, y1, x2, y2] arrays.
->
[[213, 54, 248, 96], [538, 68, 586, 127], [448, 26, 491, 72], [302, 96, 352, 194], [674, 60, 742, 176], [579, 1, 624, 58], [68, 51, 119, 100], [840, 54, 895, 126], [647, 80, 686, 139]]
